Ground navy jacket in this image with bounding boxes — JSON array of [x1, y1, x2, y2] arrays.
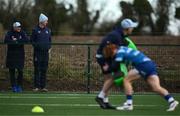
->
[[4, 30, 29, 69], [31, 25, 51, 51], [96, 27, 129, 66]]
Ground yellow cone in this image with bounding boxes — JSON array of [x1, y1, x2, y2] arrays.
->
[[31, 106, 44, 113]]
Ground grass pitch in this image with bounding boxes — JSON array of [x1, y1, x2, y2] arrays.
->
[[0, 93, 179, 116]]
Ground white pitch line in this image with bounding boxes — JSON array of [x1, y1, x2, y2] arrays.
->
[[0, 115, 177, 116], [0, 94, 167, 98], [1, 94, 179, 98], [0, 93, 180, 96], [0, 94, 179, 100], [0, 94, 162, 97], [0, 96, 81, 99], [0, 103, 160, 107]]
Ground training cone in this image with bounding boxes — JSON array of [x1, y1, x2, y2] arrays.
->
[[31, 106, 44, 113]]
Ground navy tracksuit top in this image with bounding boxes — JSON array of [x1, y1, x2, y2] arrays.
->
[[31, 25, 51, 50]]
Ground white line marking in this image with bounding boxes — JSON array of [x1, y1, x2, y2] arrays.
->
[[0, 103, 161, 107], [0, 115, 177, 116], [0, 94, 171, 97], [0, 93, 179, 97], [0, 93, 162, 96], [0, 96, 81, 99], [0, 94, 179, 99]]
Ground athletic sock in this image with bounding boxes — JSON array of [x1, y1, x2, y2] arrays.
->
[[164, 94, 174, 103], [98, 91, 105, 99], [104, 97, 109, 103], [126, 95, 133, 105]]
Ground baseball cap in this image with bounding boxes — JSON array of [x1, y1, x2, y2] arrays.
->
[[13, 22, 21, 28], [121, 18, 138, 29]]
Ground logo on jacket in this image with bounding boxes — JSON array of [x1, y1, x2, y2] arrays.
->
[[34, 57, 38, 61], [46, 31, 49, 34], [19, 35, 22, 39], [11, 36, 17, 41], [38, 31, 41, 34]]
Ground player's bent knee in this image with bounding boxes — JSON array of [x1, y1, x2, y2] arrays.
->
[[151, 86, 162, 93]]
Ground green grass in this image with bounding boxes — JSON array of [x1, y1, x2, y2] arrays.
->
[[0, 93, 179, 116]]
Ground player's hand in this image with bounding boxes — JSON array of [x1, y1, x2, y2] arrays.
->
[[103, 63, 109, 71]]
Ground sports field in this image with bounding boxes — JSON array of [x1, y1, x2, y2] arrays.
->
[[0, 93, 179, 116]]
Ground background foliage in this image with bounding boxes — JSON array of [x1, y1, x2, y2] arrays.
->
[[0, 0, 179, 35]]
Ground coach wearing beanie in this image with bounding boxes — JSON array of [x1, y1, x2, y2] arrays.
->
[[31, 13, 51, 92]]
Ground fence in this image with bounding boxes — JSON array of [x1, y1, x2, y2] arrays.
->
[[0, 43, 180, 93]]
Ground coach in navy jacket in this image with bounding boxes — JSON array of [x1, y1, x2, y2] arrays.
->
[[4, 22, 29, 92], [31, 13, 51, 92]]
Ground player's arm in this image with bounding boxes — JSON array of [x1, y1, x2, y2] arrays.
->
[[30, 29, 37, 47], [111, 60, 125, 80], [4, 32, 17, 44]]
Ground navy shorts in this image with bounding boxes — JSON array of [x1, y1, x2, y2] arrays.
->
[[134, 61, 158, 79]]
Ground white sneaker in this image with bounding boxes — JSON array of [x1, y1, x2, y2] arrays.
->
[[116, 102, 133, 111], [167, 101, 179, 112], [33, 88, 39, 92]]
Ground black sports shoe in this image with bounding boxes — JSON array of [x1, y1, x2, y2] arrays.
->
[[104, 103, 115, 109], [95, 96, 106, 109], [95, 96, 115, 109]]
